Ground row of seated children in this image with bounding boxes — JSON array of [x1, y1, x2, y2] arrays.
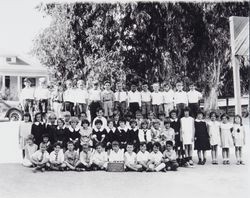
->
[[19, 107, 246, 170], [23, 137, 178, 173]]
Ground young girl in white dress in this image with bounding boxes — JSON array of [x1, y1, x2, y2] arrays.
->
[[22, 134, 38, 167], [220, 114, 234, 165], [19, 113, 32, 158], [232, 115, 246, 165], [207, 112, 220, 164], [180, 107, 195, 166]]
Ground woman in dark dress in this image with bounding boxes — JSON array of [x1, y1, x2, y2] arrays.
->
[[67, 117, 81, 151], [194, 111, 211, 165], [53, 118, 69, 151], [169, 110, 184, 166], [127, 119, 140, 152], [31, 112, 46, 146]]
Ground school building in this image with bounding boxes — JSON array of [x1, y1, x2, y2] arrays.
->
[[0, 54, 49, 101]]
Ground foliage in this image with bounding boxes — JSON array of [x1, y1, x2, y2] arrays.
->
[[32, 2, 249, 100]]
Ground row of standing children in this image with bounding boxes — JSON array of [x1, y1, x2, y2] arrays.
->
[[19, 104, 246, 173]]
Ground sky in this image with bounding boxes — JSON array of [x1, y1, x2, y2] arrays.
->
[[0, 0, 240, 55]]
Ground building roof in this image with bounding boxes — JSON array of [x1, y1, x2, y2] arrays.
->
[[0, 54, 48, 76]]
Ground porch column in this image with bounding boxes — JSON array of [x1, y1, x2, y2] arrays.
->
[[17, 76, 21, 99], [1, 75, 5, 94]]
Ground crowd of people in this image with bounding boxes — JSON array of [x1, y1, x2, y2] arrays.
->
[[18, 77, 246, 173]]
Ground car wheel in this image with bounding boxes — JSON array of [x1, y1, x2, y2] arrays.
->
[[8, 109, 22, 121]]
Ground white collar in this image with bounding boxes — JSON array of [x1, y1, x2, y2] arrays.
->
[[34, 122, 44, 126], [57, 125, 66, 130], [195, 119, 204, 122], [170, 118, 178, 122], [131, 127, 138, 131], [68, 126, 80, 132], [106, 127, 116, 133], [118, 126, 127, 132]]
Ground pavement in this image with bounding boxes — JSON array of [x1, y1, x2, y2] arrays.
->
[[0, 118, 249, 198]]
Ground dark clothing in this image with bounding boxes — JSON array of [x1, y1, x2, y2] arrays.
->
[[92, 129, 107, 147], [170, 119, 182, 149], [165, 160, 179, 171], [188, 103, 200, 118], [176, 103, 186, 118], [114, 101, 127, 117], [23, 99, 34, 113], [75, 103, 87, 117], [31, 123, 46, 146], [194, 121, 211, 151], [67, 128, 81, 150], [89, 101, 101, 122], [38, 99, 48, 115], [46, 124, 57, 144], [115, 128, 128, 149], [113, 121, 120, 128], [129, 102, 140, 118], [63, 102, 74, 116], [53, 127, 69, 149], [127, 129, 140, 151]]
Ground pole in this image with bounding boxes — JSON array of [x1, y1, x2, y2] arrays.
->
[[229, 17, 242, 116]]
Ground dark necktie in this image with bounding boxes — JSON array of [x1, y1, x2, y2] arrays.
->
[[55, 152, 58, 161], [144, 130, 147, 142], [39, 152, 44, 162]]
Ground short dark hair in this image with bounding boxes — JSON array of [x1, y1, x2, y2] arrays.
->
[[127, 142, 134, 147], [140, 142, 147, 147], [94, 119, 103, 125], [166, 140, 173, 147], [82, 119, 90, 126], [183, 107, 190, 112], [129, 119, 137, 125], [67, 141, 74, 146], [220, 113, 229, 120], [153, 142, 161, 148], [96, 108, 104, 113], [54, 142, 61, 148], [23, 113, 32, 122], [209, 111, 218, 118], [95, 142, 104, 148], [112, 141, 120, 146]]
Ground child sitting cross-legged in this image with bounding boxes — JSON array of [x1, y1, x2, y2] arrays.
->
[[163, 141, 179, 171], [48, 142, 66, 171], [147, 142, 165, 172], [76, 143, 93, 171], [64, 141, 80, 171], [136, 142, 150, 171], [124, 143, 142, 172], [91, 142, 108, 171], [108, 141, 124, 163], [31, 142, 50, 173]]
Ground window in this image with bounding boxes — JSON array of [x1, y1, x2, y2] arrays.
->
[[21, 77, 36, 88]]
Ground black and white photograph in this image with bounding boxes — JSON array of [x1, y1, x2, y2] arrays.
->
[[0, 0, 249, 198]]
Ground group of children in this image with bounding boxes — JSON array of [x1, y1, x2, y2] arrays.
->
[[19, 102, 246, 173]]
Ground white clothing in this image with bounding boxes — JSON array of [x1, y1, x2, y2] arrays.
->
[[92, 116, 107, 131], [88, 89, 101, 101], [187, 90, 202, 103], [232, 124, 245, 147], [114, 91, 127, 102], [20, 87, 34, 100], [141, 91, 151, 102], [138, 129, 152, 142], [92, 150, 108, 167], [162, 89, 175, 104], [124, 152, 137, 165], [174, 91, 188, 105], [149, 151, 163, 164], [128, 91, 141, 106], [207, 121, 220, 146], [220, 123, 234, 148], [34, 87, 50, 100], [63, 88, 75, 102], [74, 89, 88, 104], [31, 150, 50, 163], [49, 150, 65, 164], [19, 121, 32, 149], [151, 92, 164, 105], [136, 151, 150, 163], [108, 149, 124, 162], [180, 117, 194, 145]]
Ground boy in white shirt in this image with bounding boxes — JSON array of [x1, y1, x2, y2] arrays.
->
[[114, 82, 128, 117], [108, 141, 124, 162], [19, 78, 34, 114], [124, 143, 142, 171], [136, 142, 150, 171], [101, 81, 115, 119], [63, 79, 75, 116], [174, 82, 188, 118], [49, 142, 66, 171], [31, 142, 50, 173], [128, 84, 141, 118], [187, 83, 202, 118], [141, 83, 152, 118], [34, 78, 50, 116], [76, 143, 94, 171], [151, 83, 164, 117], [162, 83, 175, 117], [147, 142, 165, 172], [74, 80, 88, 117], [163, 141, 179, 171], [92, 142, 108, 170]]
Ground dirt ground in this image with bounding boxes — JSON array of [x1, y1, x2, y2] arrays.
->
[[0, 118, 249, 198]]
